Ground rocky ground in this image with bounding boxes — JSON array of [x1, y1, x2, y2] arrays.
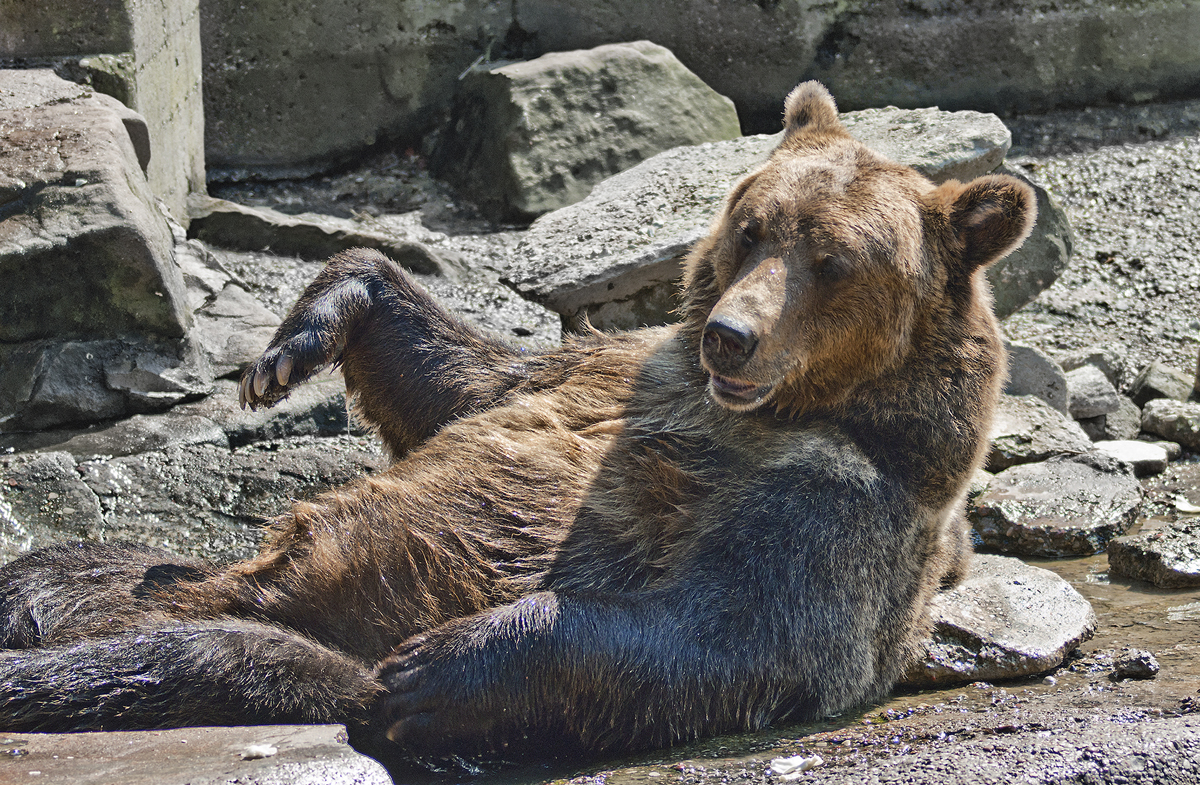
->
[[3, 95, 1200, 784]]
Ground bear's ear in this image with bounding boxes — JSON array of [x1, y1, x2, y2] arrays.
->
[[780, 81, 849, 149], [934, 174, 1037, 273]]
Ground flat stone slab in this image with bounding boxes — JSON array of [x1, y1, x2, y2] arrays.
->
[[970, 452, 1143, 557], [1092, 440, 1169, 477], [187, 195, 465, 279], [0, 724, 389, 785], [505, 104, 1022, 330], [1108, 519, 1200, 588], [987, 394, 1093, 472], [903, 554, 1096, 687]]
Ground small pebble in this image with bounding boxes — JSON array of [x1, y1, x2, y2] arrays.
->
[[1111, 649, 1160, 680], [1043, 675, 1058, 686]]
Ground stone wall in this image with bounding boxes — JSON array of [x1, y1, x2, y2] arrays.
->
[[197, 0, 512, 179], [195, 0, 1200, 178], [123, 0, 206, 222]]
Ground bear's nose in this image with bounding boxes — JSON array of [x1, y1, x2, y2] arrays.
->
[[702, 317, 758, 371]]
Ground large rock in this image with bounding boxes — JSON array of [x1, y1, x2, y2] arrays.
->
[[505, 105, 1060, 331], [432, 41, 742, 221], [903, 554, 1095, 687], [987, 394, 1093, 472], [0, 1, 205, 222], [0, 72, 216, 430], [1141, 399, 1200, 451], [1108, 520, 1200, 588], [1058, 343, 1128, 390], [0, 70, 190, 343], [970, 452, 1143, 557]]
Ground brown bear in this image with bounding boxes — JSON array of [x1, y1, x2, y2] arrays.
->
[[0, 82, 1034, 762]]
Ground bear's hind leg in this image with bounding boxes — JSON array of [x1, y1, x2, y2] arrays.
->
[[240, 247, 531, 455], [0, 618, 380, 732], [0, 541, 216, 649]]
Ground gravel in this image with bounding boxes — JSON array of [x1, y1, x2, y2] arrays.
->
[[1003, 99, 1200, 384]]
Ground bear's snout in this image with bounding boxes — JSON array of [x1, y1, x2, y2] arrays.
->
[[702, 317, 758, 374]]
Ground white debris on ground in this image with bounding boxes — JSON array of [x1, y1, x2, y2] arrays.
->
[[768, 754, 824, 780]]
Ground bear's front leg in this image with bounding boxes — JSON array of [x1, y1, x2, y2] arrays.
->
[[240, 247, 530, 455], [371, 587, 816, 758]]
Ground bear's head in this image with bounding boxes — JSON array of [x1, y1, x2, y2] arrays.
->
[[681, 81, 1035, 414]]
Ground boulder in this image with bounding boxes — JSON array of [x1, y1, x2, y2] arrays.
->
[[1141, 399, 1200, 451], [1004, 341, 1068, 415], [987, 394, 1092, 472], [1102, 396, 1144, 441], [1128, 361, 1194, 407], [986, 164, 1073, 320], [1108, 519, 1200, 588], [505, 104, 1064, 331], [1091, 440, 1169, 477], [970, 452, 1142, 557], [0, 70, 190, 343], [433, 41, 742, 221], [903, 554, 1096, 687], [0, 71, 211, 431], [1066, 365, 1121, 420]]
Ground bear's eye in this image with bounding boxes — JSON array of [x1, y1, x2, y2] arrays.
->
[[816, 254, 849, 282], [737, 221, 759, 251]]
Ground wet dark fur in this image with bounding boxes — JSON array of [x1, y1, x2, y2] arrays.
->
[[0, 83, 1034, 761]]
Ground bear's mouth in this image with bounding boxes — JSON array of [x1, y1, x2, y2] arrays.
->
[[709, 374, 774, 408]]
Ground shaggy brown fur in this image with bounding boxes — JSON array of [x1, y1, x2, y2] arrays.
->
[[0, 82, 1034, 762]]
